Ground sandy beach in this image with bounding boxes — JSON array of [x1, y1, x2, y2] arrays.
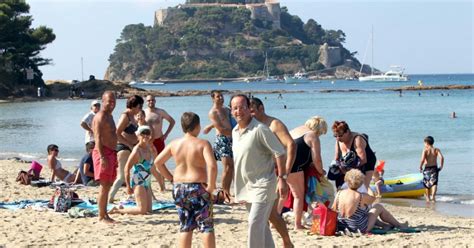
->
[[1, 160, 473, 247]]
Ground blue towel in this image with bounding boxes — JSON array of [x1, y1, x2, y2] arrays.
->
[[75, 199, 175, 213], [0, 200, 49, 210]]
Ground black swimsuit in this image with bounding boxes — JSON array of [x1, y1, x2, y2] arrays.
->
[[116, 113, 138, 152], [291, 133, 312, 173], [337, 133, 376, 174]]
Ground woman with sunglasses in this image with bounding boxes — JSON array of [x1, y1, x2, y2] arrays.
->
[[283, 116, 328, 230], [109, 125, 157, 215], [47, 144, 78, 183], [332, 121, 376, 190]]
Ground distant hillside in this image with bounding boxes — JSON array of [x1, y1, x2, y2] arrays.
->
[[106, 5, 363, 81]]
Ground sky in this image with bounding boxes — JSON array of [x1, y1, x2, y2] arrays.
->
[[27, 0, 473, 80]]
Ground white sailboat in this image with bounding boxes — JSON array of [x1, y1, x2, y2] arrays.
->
[[358, 27, 409, 82], [260, 52, 282, 83]]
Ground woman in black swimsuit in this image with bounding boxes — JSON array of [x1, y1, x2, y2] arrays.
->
[[109, 95, 144, 203], [332, 120, 376, 190], [286, 116, 328, 230]]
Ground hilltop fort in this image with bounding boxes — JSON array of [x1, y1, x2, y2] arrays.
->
[[156, 0, 281, 29]]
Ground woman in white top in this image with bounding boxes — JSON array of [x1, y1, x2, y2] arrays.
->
[[47, 144, 77, 183]]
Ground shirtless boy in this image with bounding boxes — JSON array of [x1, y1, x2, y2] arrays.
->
[[154, 112, 217, 248], [145, 95, 175, 191], [92, 91, 118, 223], [419, 136, 444, 202], [203, 90, 234, 201]]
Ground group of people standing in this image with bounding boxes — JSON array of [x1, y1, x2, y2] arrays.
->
[[46, 90, 439, 248]]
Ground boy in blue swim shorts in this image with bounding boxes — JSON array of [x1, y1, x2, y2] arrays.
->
[[154, 112, 217, 247]]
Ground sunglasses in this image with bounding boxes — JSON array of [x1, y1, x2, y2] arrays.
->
[[333, 131, 346, 138], [52, 148, 59, 152], [140, 131, 151, 136]]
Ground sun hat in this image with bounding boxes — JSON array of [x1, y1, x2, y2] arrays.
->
[[91, 100, 100, 106], [136, 125, 151, 135]]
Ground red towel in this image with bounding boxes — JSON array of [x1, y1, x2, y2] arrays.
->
[[284, 165, 321, 211]]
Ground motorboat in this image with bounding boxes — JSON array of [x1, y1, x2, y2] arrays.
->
[[129, 80, 166, 86], [359, 66, 409, 82], [284, 71, 314, 84]]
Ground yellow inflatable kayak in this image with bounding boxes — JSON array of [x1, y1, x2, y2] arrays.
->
[[370, 173, 424, 198]]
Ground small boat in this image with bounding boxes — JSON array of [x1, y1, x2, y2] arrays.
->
[[260, 52, 283, 83], [359, 66, 409, 82], [129, 81, 165, 86], [370, 173, 424, 198], [284, 71, 315, 84]]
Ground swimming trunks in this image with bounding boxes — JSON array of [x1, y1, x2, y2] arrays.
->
[[173, 183, 214, 233], [213, 134, 233, 160], [92, 146, 118, 183], [153, 137, 165, 154], [291, 133, 312, 173], [336, 192, 369, 233], [116, 143, 132, 153], [423, 166, 439, 189], [130, 147, 154, 189]]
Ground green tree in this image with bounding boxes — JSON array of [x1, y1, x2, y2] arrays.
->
[[0, 0, 55, 92]]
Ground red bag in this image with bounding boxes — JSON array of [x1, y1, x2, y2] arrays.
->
[[310, 201, 337, 236]]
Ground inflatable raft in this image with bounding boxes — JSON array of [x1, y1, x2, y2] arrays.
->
[[371, 173, 424, 198]]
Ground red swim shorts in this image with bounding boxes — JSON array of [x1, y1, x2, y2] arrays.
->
[[153, 137, 166, 154], [92, 146, 118, 183]]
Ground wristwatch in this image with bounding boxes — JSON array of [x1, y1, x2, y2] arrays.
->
[[278, 174, 288, 180]]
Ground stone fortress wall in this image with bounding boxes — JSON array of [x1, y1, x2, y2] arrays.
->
[[155, 0, 281, 29]]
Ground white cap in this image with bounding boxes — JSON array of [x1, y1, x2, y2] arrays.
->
[[91, 100, 100, 106]]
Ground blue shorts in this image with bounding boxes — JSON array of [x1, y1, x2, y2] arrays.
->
[[213, 134, 233, 160], [172, 183, 214, 233]]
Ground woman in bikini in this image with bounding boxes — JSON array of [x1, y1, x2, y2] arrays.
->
[[109, 95, 144, 203], [109, 125, 157, 215], [283, 116, 328, 230], [47, 144, 77, 183], [333, 169, 408, 233]]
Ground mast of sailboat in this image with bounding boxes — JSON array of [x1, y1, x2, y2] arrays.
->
[[264, 52, 269, 78], [371, 25, 374, 76]]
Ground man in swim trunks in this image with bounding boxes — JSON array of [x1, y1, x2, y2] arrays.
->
[[203, 90, 234, 201], [145, 94, 175, 191], [419, 136, 444, 202], [154, 112, 217, 248], [92, 91, 118, 224], [250, 97, 294, 247], [231, 94, 288, 248]]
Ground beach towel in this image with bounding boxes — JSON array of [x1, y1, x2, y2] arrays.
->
[[0, 200, 50, 210], [70, 199, 175, 217], [284, 166, 335, 211], [370, 227, 420, 235]]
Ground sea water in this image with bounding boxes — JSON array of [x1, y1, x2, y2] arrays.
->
[[0, 74, 473, 214]]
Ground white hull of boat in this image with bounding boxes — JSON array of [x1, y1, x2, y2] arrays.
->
[[358, 75, 408, 82]]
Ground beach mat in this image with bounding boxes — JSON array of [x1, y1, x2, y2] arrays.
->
[[74, 199, 175, 213], [370, 227, 420, 235], [0, 200, 49, 210]]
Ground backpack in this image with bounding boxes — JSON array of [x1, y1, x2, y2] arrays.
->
[[51, 187, 75, 212]]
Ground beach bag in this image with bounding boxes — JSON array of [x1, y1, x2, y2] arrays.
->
[[29, 161, 43, 179], [51, 187, 75, 212], [16, 170, 34, 185], [310, 201, 338, 236]]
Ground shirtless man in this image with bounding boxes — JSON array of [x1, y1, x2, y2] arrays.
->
[[154, 112, 217, 248], [92, 91, 118, 224], [250, 97, 294, 248], [145, 95, 175, 191], [203, 90, 234, 200]]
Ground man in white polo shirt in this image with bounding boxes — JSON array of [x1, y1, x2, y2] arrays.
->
[[80, 100, 100, 144], [230, 94, 289, 248]]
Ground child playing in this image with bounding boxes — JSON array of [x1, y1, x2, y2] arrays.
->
[[372, 161, 385, 198], [419, 136, 444, 202], [154, 112, 217, 248], [109, 125, 157, 215]]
